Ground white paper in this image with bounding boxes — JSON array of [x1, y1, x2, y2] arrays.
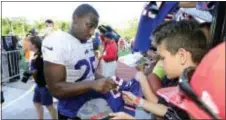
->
[[118, 52, 144, 67]]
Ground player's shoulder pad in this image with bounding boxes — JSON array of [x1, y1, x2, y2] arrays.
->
[[43, 31, 64, 42], [43, 31, 71, 48]]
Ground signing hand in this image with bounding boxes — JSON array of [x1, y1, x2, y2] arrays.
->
[[92, 78, 117, 93], [122, 91, 138, 106]]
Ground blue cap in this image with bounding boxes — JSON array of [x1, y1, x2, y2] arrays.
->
[[103, 32, 114, 39], [29, 28, 38, 35]]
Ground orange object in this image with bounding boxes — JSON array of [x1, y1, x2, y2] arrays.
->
[[22, 38, 30, 61]]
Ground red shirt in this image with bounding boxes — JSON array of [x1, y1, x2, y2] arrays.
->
[[119, 39, 125, 46], [102, 40, 118, 62]]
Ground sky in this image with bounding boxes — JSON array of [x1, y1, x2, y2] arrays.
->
[[2, 2, 146, 29]]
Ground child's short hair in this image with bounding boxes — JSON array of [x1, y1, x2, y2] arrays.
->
[[152, 20, 208, 64]]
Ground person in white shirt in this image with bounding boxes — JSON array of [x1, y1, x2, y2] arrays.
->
[[42, 19, 55, 38]]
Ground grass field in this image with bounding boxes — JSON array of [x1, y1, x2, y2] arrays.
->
[[118, 48, 132, 57]]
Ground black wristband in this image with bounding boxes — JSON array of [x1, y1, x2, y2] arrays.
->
[[163, 107, 182, 120]]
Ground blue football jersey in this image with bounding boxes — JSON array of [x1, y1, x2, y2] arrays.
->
[[57, 76, 143, 119], [133, 2, 179, 53], [106, 76, 143, 116], [57, 89, 110, 119]]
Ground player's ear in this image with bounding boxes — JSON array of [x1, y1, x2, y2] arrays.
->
[[177, 48, 187, 65]]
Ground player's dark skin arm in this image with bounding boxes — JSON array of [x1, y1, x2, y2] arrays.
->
[[44, 61, 117, 98], [95, 72, 104, 79], [179, 2, 196, 8]]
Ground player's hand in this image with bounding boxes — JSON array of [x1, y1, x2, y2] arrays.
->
[[93, 78, 117, 93], [109, 112, 135, 119], [122, 91, 137, 106], [135, 71, 147, 83]]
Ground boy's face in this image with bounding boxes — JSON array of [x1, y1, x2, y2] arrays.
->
[[157, 43, 183, 79]]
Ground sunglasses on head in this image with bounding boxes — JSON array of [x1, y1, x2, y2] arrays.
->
[[179, 67, 220, 119]]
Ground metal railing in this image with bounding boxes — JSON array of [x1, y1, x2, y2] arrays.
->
[[1, 49, 24, 83]]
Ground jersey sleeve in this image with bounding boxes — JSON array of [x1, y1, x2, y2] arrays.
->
[[42, 33, 67, 65]]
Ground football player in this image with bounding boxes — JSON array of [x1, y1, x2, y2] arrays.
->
[[42, 4, 117, 119]]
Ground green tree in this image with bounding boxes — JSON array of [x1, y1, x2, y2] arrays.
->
[[59, 21, 70, 32], [2, 17, 12, 36], [115, 18, 138, 40], [11, 17, 27, 36], [34, 20, 45, 32], [2, 17, 33, 36]]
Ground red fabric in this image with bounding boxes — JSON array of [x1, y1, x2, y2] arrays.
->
[[119, 39, 125, 46], [190, 41, 225, 119], [157, 86, 212, 119], [102, 40, 118, 62]]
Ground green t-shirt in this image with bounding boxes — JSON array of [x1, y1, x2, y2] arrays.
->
[[152, 61, 165, 80]]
